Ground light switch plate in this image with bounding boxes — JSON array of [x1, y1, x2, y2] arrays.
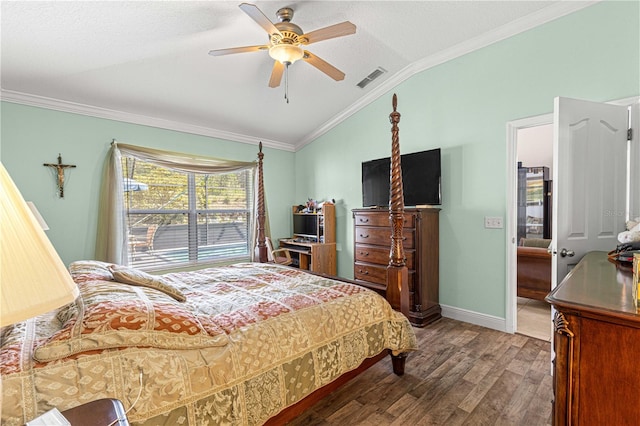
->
[[484, 216, 503, 229]]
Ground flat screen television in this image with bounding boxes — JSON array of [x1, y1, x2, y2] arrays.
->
[[362, 148, 441, 207], [293, 214, 318, 239]]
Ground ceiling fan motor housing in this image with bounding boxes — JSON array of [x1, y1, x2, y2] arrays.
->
[[272, 24, 305, 44], [271, 7, 306, 46]]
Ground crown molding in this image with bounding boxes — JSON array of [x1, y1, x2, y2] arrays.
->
[[0, 89, 295, 152], [294, 1, 598, 151]]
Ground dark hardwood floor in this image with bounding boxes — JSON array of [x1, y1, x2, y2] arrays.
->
[[289, 318, 553, 425]]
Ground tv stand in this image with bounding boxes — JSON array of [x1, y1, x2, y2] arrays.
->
[[279, 239, 336, 275], [279, 204, 336, 275]]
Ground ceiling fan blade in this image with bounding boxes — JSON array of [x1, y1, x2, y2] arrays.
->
[[239, 3, 282, 37], [302, 51, 345, 81], [208, 45, 268, 56], [269, 61, 284, 88], [302, 21, 356, 45]]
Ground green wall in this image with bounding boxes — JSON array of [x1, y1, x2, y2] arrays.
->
[[0, 103, 296, 266], [294, 1, 640, 319], [1, 1, 638, 322]]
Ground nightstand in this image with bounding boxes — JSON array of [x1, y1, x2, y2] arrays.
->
[[61, 398, 129, 426]]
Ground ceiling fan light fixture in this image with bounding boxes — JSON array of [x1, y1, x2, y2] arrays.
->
[[269, 44, 304, 64]]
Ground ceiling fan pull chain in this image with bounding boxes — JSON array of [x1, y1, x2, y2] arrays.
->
[[285, 62, 290, 104]]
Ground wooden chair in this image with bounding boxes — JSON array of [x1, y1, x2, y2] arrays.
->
[[129, 224, 158, 255], [265, 237, 292, 266]]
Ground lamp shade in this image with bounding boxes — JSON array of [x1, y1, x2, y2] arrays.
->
[[1, 163, 79, 327], [26, 201, 50, 230], [269, 44, 304, 64]]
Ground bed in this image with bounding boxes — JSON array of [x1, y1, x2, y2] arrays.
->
[[0, 95, 416, 425]]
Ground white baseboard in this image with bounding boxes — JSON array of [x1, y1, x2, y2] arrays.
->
[[440, 304, 507, 333]]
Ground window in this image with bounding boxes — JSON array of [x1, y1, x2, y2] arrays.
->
[[122, 156, 255, 270]]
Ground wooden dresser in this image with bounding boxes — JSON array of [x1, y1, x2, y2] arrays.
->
[[352, 207, 441, 327], [545, 251, 639, 425]]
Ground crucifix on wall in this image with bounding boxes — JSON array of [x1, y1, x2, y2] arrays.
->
[[43, 154, 76, 198]]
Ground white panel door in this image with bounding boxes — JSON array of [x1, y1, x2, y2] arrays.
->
[[630, 103, 640, 221], [552, 97, 629, 288]]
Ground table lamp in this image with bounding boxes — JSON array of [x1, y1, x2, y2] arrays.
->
[[1, 163, 79, 328]]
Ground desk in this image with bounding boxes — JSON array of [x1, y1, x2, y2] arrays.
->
[[279, 239, 336, 275], [546, 251, 637, 425]]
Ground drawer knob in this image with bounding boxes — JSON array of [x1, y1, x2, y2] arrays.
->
[[359, 217, 369, 223], [358, 269, 369, 275], [360, 233, 369, 238], [360, 251, 369, 256]]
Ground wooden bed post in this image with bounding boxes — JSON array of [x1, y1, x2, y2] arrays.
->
[[256, 142, 268, 263], [386, 94, 411, 318]]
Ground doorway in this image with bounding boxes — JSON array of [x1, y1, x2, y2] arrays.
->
[[505, 113, 552, 336], [515, 124, 553, 341]]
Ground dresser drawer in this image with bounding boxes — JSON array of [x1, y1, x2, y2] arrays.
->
[[354, 262, 387, 286], [354, 212, 415, 228], [354, 227, 415, 248], [355, 244, 415, 269], [354, 262, 416, 290]]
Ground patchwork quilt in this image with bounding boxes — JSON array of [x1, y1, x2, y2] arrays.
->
[[1, 261, 417, 425]]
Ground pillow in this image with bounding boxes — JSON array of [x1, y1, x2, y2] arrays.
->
[[34, 281, 227, 362], [69, 260, 115, 282], [58, 260, 115, 322], [108, 265, 186, 302], [55, 302, 78, 324]]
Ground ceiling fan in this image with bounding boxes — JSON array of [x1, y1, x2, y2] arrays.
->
[[208, 3, 356, 93]]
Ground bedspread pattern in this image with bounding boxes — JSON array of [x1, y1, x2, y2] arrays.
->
[[1, 262, 416, 425]]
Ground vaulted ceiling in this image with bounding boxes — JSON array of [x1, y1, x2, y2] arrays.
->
[[0, 1, 594, 151]]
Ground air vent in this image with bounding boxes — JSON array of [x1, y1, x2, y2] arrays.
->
[[356, 67, 387, 89]]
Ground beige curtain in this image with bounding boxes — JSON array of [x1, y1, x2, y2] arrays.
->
[[95, 142, 260, 265]]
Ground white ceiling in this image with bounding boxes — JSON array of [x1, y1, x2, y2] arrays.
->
[[1, 1, 594, 151]]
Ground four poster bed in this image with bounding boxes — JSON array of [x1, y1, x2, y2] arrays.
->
[[0, 95, 415, 425]]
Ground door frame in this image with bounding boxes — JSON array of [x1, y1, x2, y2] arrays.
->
[[505, 96, 639, 334], [506, 114, 552, 334]]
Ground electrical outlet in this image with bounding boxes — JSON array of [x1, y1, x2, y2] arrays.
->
[[484, 216, 503, 229]]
